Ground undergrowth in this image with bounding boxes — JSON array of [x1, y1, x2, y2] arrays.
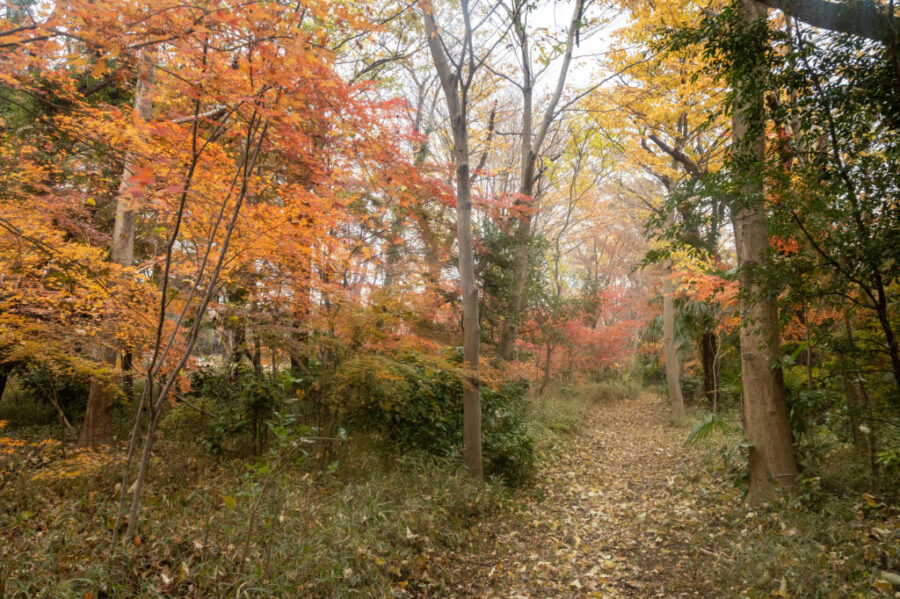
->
[[0, 381, 606, 598], [686, 410, 900, 598]]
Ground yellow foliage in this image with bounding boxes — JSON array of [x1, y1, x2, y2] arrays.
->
[[30, 448, 116, 481]]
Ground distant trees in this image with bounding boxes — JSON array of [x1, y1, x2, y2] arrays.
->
[[3, 0, 895, 520]]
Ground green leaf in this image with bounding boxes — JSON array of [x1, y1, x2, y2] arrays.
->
[[686, 412, 733, 446]]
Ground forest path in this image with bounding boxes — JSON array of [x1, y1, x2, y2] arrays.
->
[[437, 392, 714, 598]]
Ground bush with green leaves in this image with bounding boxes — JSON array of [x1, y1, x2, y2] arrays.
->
[[326, 352, 535, 485], [178, 364, 288, 455], [1, 362, 89, 427]]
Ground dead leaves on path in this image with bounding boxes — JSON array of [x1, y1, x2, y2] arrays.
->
[[412, 392, 714, 598], [404, 392, 899, 599]]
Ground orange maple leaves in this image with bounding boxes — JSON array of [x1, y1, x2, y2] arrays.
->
[[0, 0, 445, 386]]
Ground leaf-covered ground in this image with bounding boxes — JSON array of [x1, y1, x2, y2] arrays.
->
[[418, 391, 899, 599], [423, 391, 712, 598], [3, 387, 896, 597]]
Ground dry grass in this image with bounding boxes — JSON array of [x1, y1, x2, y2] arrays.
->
[[0, 381, 604, 598]]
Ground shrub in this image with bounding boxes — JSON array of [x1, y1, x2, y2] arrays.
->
[[328, 352, 535, 485], [175, 364, 287, 455], [1, 362, 89, 428]]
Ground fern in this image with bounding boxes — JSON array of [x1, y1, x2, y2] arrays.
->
[[686, 412, 733, 446]]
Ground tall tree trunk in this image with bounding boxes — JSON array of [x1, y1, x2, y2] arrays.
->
[[700, 330, 719, 408], [452, 106, 483, 481], [499, 0, 583, 360], [732, 0, 798, 505], [421, 1, 482, 479], [78, 53, 154, 448], [663, 258, 685, 420]]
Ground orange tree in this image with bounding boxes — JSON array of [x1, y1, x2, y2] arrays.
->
[[0, 0, 446, 537]]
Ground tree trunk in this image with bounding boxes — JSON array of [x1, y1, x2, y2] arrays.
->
[[539, 343, 553, 396], [288, 232, 312, 375], [732, 0, 798, 505], [122, 346, 134, 403], [421, 2, 482, 479], [873, 288, 900, 401], [78, 53, 154, 448], [663, 259, 686, 420], [700, 330, 719, 408], [454, 119, 483, 480], [499, 0, 583, 360], [252, 335, 262, 375], [78, 345, 118, 447]]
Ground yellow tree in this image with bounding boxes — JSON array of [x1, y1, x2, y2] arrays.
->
[[587, 0, 729, 418]]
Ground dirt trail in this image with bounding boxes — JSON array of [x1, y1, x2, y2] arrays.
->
[[442, 392, 714, 598]]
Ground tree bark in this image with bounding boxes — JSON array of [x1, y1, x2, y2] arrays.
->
[[732, 0, 798, 505], [700, 330, 719, 408], [77, 345, 118, 447], [539, 343, 553, 396], [78, 53, 154, 448], [663, 257, 686, 420], [842, 315, 876, 470], [420, 0, 483, 479], [873, 286, 900, 401], [121, 346, 134, 403], [499, 0, 583, 360]]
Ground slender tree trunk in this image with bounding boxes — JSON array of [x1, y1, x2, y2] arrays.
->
[[539, 343, 553, 396], [732, 0, 797, 505], [500, 236, 531, 360], [499, 0, 583, 360], [382, 213, 403, 289], [700, 331, 719, 407], [453, 118, 483, 480], [421, 1, 482, 479], [663, 258, 685, 420], [78, 53, 154, 448], [252, 335, 262, 375], [121, 347, 134, 403], [289, 245, 311, 374], [873, 290, 900, 401]]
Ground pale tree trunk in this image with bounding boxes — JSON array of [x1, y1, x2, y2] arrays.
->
[[78, 53, 154, 448], [499, 0, 583, 360], [455, 133, 483, 480], [420, 0, 482, 478], [732, 0, 798, 505], [662, 258, 685, 420]]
